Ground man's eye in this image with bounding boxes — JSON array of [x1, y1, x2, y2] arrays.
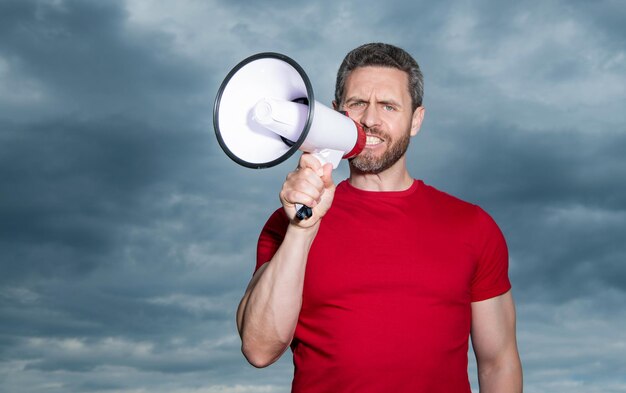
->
[[383, 105, 395, 111], [349, 102, 365, 108]]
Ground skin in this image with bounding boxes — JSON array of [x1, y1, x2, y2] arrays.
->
[[236, 66, 522, 392]]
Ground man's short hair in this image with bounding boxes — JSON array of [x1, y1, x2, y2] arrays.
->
[[334, 43, 424, 111]]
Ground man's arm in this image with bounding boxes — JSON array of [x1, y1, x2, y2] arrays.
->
[[236, 154, 335, 368], [471, 290, 523, 393], [236, 223, 318, 367]]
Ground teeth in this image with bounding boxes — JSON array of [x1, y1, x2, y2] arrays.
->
[[366, 135, 382, 145]]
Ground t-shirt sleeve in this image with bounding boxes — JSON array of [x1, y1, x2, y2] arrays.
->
[[255, 208, 289, 273], [470, 207, 512, 302]]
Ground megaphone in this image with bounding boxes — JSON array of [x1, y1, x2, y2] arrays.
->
[[213, 52, 366, 219]]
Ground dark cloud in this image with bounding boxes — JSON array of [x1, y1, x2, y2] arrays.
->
[[0, 117, 210, 281], [0, 0, 214, 126]]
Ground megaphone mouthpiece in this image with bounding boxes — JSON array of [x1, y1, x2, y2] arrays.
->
[[252, 100, 273, 125], [252, 98, 309, 143]]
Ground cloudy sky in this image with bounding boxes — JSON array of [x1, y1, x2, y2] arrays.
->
[[1, 0, 625, 392]]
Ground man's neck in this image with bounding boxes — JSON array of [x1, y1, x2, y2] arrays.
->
[[348, 160, 414, 192]]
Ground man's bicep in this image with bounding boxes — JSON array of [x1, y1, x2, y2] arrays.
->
[[471, 290, 517, 362]]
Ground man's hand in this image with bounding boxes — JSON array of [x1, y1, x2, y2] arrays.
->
[[280, 153, 336, 227]]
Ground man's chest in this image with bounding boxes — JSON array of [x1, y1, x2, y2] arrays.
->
[[302, 205, 477, 310]]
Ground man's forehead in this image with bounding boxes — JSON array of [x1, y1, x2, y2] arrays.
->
[[343, 66, 410, 99]]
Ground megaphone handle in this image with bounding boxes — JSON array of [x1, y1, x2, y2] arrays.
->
[[295, 204, 313, 220]]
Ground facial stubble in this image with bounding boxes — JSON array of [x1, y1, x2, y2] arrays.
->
[[349, 128, 411, 174]]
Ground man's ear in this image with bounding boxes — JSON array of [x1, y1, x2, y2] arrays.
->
[[410, 106, 425, 136], [332, 100, 339, 110]]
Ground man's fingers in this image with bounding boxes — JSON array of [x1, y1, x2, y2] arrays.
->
[[282, 166, 326, 208], [320, 163, 334, 188], [281, 189, 319, 208], [297, 153, 324, 176], [286, 167, 325, 191]]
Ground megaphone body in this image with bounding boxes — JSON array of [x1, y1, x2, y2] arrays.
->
[[213, 52, 366, 219]]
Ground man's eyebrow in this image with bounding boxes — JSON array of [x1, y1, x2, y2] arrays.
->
[[344, 96, 403, 106], [343, 96, 364, 103], [344, 96, 402, 106], [378, 99, 402, 107]]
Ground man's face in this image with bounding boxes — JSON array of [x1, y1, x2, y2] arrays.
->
[[335, 66, 424, 174]]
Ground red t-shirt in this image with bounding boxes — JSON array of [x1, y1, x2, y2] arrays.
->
[[256, 180, 511, 392]]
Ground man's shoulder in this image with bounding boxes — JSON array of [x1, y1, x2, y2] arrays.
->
[[419, 181, 478, 210], [416, 181, 502, 233]]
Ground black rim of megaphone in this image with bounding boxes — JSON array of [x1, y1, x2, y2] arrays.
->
[[213, 52, 315, 169]]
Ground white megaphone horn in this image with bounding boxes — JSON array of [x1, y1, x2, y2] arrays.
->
[[213, 52, 365, 219]]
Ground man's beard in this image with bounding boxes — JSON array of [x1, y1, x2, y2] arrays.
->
[[349, 128, 411, 174]]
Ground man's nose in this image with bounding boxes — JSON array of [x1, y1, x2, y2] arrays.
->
[[359, 104, 381, 129]]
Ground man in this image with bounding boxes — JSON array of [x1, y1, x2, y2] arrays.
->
[[236, 43, 522, 392]]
